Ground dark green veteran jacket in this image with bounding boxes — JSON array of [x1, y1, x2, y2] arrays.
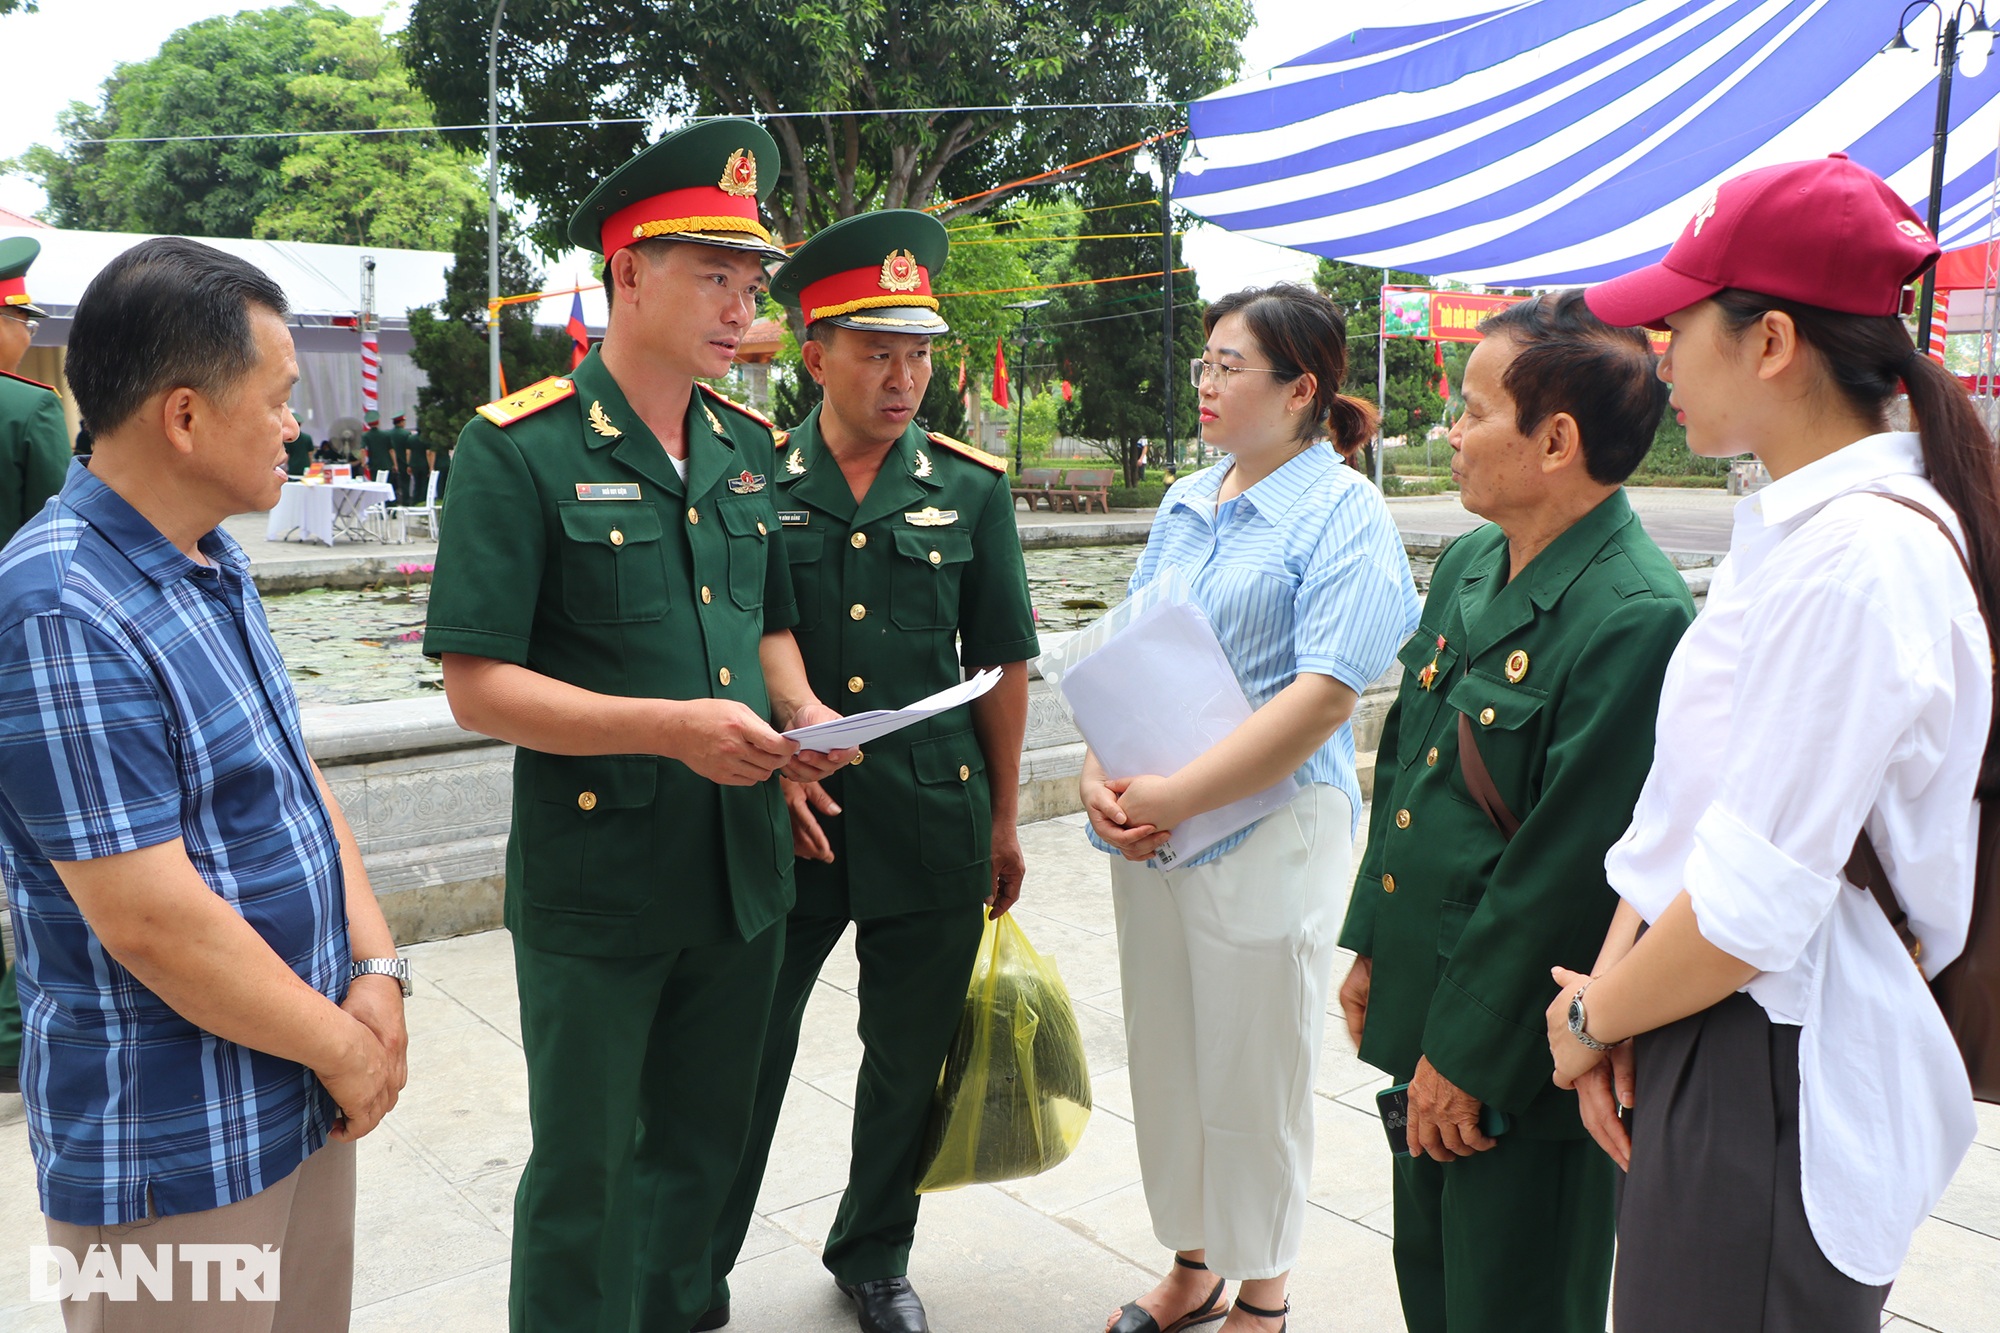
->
[[1339, 490, 1693, 1138], [0, 370, 70, 548], [777, 406, 1039, 919], [423, 350, 796, 958]]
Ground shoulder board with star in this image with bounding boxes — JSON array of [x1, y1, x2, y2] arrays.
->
[[771, 429, 790, 447], [696, 382, 776, 432], [476, 375, 576, 427], [926, 430, 1007, 473], [0, 368, 56, 393]]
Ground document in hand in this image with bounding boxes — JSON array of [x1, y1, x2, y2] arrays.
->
[[1042, 585, 1296, 868], [782, 667, 1004, 751]]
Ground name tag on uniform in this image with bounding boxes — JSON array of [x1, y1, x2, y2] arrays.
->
[[779, 510, 811, 527], [575, 483, 641, 501]]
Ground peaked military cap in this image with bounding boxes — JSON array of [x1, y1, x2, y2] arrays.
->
[[0, 237, 49, 319], [569, 119, 789, 263], [772, 209, 950, 335]]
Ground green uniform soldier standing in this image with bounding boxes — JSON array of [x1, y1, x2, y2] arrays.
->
[[360, 417, 393, 484], [389, 412, 425, 504], [706, 212, 1038, 1333], [286, 427, 314, 477], [1338, 292, 1694, 1333], [422, 120, 855, 1333], [0, 236, 68, 1095]]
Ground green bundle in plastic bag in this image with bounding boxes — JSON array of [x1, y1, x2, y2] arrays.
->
[[915, 911, 1093, 1193]]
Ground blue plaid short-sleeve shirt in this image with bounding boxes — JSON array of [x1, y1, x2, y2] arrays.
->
[[0, 462, 348, 1225]]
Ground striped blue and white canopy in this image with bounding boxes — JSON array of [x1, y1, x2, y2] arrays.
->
[[1179, 0, 2000, 287]]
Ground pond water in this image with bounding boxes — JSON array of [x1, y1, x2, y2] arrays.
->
[[263, 543, 1437, 708]]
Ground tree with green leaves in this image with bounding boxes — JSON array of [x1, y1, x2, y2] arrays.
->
[[407, 210, 571, 443], [12, 3, 482, 249], [405, 0, 1250, 255], [1313, 258, 1452, 465]]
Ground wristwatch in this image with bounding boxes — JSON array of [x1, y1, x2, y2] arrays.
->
[[1567, 984, 1612, 1052], [351, 957, 412, 998]]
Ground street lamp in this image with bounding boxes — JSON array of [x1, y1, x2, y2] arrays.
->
[[1002, 299, 1050, 475], [486, 0, 509, 403], [1884, 1, 1993, 344]]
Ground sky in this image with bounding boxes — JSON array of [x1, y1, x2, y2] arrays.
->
[[0, 0, 1494, 296]]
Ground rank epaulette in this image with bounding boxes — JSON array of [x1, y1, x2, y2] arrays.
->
[[0, 368, 55, 393], [696, 382, 777, 431], [771, 429, 790, 447], [476, 375, 577, 427], [926, 430, 1007, 473]]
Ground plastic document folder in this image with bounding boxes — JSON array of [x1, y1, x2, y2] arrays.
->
[[1042, 585, 1296, 868]]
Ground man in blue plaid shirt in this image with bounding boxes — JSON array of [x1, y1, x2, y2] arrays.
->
[[0, 237, 406, 1330]]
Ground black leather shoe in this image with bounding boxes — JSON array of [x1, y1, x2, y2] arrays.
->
[[691, 1302, 729, 1331], [835, 1275, 930, 1333]]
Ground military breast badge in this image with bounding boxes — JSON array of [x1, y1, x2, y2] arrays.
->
[[719, 148, 759, 197], [728, 471, 767, 494], [1417, 634, 1445, 691], [903, 506, 959, 527], [879, 249, 923, 293], [1504, 649, 1530, 683]]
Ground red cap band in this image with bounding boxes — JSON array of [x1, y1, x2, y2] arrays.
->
[[599, 187, 771, 259], [799, 261, 935, 323], [0, 276, 28, 305]]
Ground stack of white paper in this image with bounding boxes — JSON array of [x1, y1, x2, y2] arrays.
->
[[783, 667, 1003, 751]]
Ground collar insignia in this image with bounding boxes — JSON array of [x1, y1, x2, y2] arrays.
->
[[702, 403, 725, 434], [588, 401, 622, 438], [904, 506, 959, 527], [786, 446, 807, 475], [913, 448, 933, 479], [728, 471, 767, 494]]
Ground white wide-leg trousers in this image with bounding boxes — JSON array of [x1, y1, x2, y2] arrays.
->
[[1108, 783, 1352, 1281]]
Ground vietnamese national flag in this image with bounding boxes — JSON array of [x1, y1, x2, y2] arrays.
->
[[1060, 379, 1073, 403], [992, 335, 1009, 409], [1434, 339, 1449, 401], [567, 291, 590, 370]]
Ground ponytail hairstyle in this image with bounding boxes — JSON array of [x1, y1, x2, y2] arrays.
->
[[1713, 289, 2000, 795], [1204, 283, 1380, 455]]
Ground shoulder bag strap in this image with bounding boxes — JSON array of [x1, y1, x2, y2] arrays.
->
[[1457, 709, 1522, 841]]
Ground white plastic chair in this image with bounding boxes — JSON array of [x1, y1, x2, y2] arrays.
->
[[391, 470, 441, 541]]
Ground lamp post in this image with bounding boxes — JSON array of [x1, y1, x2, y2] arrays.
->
[[1885, 1, 1994, 345], [1002, 299, 1050, 475], [486, 0, 509, 403]]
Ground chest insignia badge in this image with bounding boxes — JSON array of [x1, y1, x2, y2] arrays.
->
[[728, 471, 767, 494], [588, 401, 622, 438], [1504, 649, 1530, 684], [904, 506, 959, 527], [1417, 634, 1445, 692], [786, 446, 806, 476], [913, 448, 933, 479]]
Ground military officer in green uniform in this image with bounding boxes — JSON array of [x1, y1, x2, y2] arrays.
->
[[705, 211, 1038, 1333], [1338, 292, 1695, 1333], [422, 120, 856, 1333], [286, 426, 314, 477], [387, 412, 422, 504], [403, 416, 432, 507], [360, 415, 393, 484], [0, 236, 68, 1095]]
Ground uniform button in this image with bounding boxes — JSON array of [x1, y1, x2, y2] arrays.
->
[[850, 603, 866, 621], [849, 752, 865, 766], [577, 791, 597, 812], [718, 667, 732, 686], [850, 532, 867, 549], [687, 506, 700, 524], [847, 676, 864, 693], [928, 550, 942, 565], [1479, 707, 1496, 726], [701, 586, 712, 604], [757, 520, 767, 535], [609, 528, 624, 547], [1382, 874, 1396, 894], [959, 765, 970, 781], [1426, 747, 1439, 767], [1396, 809, 1412, 829]]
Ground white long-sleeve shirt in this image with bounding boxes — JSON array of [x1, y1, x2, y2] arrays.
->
[[1605, 431, 1988, 1285]]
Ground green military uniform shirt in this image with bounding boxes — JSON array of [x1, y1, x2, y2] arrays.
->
[[423, 350, 798, 957], [360, 424, 393, 480], [777, 407, 1038, 918], [0, 370, 70, 547], [1340, 490, 1693, 1137], [286, 431, 314, 478]]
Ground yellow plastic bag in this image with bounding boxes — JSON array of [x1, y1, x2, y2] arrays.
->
[[915, 911, 1093, 1192]]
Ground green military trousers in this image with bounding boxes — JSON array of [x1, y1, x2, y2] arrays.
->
[[509, 922, 782, 1333], [1391, 1132, 1616, 1333], [0, 944, 19, 1077], [709, 899, 985, 1302]]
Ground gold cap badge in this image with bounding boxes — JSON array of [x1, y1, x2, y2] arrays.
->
[[719, 148, 758, 198], [879, 249, 922, 293]]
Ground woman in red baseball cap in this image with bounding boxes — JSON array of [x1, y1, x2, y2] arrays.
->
[[1543, 153, 1999, 1330]]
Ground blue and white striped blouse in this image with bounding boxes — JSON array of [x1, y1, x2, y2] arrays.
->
[[1100, 443, 1419, 866]]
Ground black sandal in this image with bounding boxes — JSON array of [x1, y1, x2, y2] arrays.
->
[[1106, 1255, 1228, 1333], [1231, 1296, 1289, 1331]]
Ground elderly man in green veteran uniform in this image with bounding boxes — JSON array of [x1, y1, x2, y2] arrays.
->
[[703, 210, 1038, 1333], [422, 119, 856, 1333], [1338, 291, 1694, 1333], [0, 235, 68, 1097]]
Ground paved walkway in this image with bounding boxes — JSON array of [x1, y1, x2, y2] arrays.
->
[[1389, 486, 1737, 557], [3, 811, 1993, 1331]]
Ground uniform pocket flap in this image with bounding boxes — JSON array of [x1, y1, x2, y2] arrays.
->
[[892, 528, 973, 566], [1396, 628, 1457, 677], [531, 754, 659, 810], [1445, 671, 1548, 732], [782, 528, 824, 562], [717, 500, 772, 538], [558, 502, 663, 548], [909, 730, 986, 785]]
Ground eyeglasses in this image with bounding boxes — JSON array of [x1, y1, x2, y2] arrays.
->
[[2, 313, 39, 334], [1190, 357, 1288, 388]]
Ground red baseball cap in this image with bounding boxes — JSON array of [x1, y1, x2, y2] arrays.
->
[[1586, 154, 1940, 329]]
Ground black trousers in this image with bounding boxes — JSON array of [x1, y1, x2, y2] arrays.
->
[[1615, 991, 1892, 1333]]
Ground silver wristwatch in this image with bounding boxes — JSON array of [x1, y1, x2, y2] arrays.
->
[[1567, 984, 1612, 1052], [351, 957, 412, 998]]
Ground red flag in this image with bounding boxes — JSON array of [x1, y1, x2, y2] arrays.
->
[[992, 335, 1009, 408], [567, 291, 590, 370], [1060, 379, 1073, 402], [1434, 339, 1449, 400]]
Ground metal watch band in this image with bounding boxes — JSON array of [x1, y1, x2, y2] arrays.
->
[[1568, 984, 1613, 1052], [351, 957, 412, 998]]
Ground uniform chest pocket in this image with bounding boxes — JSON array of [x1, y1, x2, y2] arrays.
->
[[718, 501, 773, 611], [783, 528, 825, 632], [557, 503, 668, 625], [1445, 670, 1550, 806], [891, 528, 974, 630], [1393, 628, 1460, 769]]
